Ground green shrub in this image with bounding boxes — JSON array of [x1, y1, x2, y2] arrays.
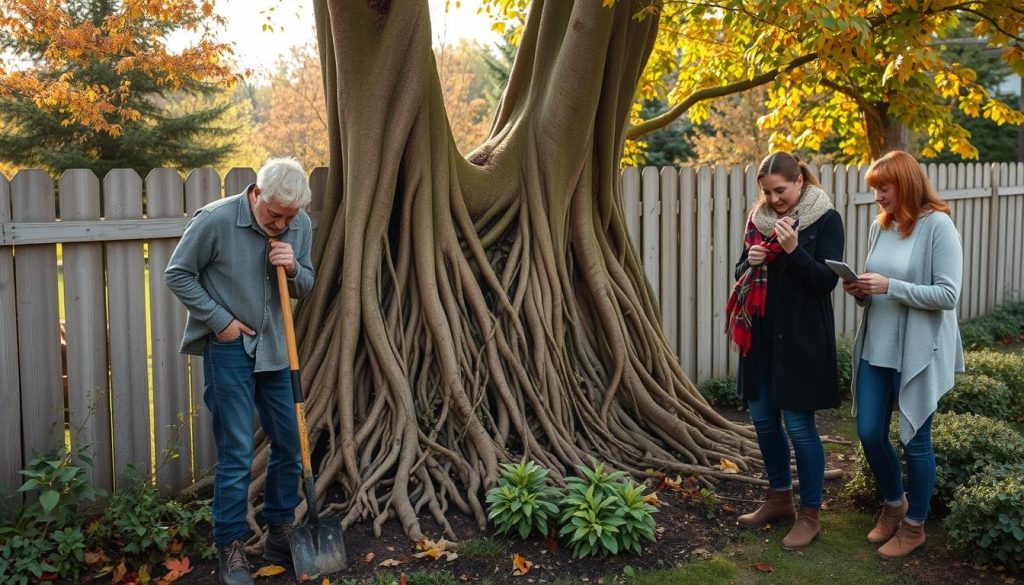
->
[[89, 466, 211, 563], [959, 301, 1024, 349], [558, 460, 657, 558], [0, 445, 101, 584], [937, 373, 1013, 421], [842, 413, 1024, 506], [960, 316, 999, 350], [836, 335, 854, 398], [965, 350, 1024, 422], [931, 413, 1024, 503], [485, 460, 561, 540], [696, 377, 743, 409], [945, 463, 1024, 571]]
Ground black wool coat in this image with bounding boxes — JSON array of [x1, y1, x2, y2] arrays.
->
[[734, 209, 844, 411]]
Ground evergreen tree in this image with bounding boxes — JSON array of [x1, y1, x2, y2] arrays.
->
[[0, 0, 236, 177]]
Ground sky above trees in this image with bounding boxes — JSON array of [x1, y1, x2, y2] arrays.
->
[[166, 0, 502, 80]]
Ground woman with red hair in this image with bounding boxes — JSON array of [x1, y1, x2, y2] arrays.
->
[[842, 150, 964, 559]]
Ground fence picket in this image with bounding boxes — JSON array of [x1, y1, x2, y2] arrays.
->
[[59, 170, 113, 492], [147, 170, 192, 494], [642, 168, 661, 297], [104, 169, 152, 488], [224, 168, 257, 199], [12, 170, 64, 463], [0, 175, 21, 492], [678, 169, 697, 378], [184, 169, 222, 479], [622, 167, 640, 251], [659, 168, 679, 356], [696, 167, 713, 381]]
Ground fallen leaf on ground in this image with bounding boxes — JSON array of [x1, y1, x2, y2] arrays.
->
[[252, 565, 286, 578], [721, 504, 735, 514], [659, 475, 683, 490], [364, 551, 376, 563], [754, 562, 774, 573], [321, 579, 331, 585], [414, 538, 458, 561], [399, 575, 408, 585], [84, 550, 109, 565], [512, 553, 534, 576], [643, 492, 662, 506], [378, 558, 403, 567], [112, 561, 127, 585], [718, 458, 740, 474], [155, 557, 193, 585]]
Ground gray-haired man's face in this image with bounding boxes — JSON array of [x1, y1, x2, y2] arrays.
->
[[249, 188, 299, 236]]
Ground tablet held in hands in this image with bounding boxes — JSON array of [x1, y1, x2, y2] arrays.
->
[[825, 259, 859, 281]]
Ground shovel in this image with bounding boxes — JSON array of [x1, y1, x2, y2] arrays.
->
[[274, 259, 347, 579]]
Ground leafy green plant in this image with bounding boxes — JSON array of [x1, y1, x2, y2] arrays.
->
[[959, 301, 1024, 349], [836, 335, 854, 398], [964, 350, 1024, 422], [0, 444, 101, 584], [485, 460, 561, 540], [946, 463, 1024, 571], [696, 377, 743, 409], [612, 482, 658, 555], [558, 460, 657, 558], [843, 413, 1024, 506], [89, 465, 211, 564], [937, 373, 1013, 421]]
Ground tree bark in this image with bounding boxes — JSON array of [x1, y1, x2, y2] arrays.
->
[[236, 0, 760, 542], [864, 101, 910, 160]]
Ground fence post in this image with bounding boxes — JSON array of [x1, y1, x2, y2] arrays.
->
[[987, 164, 1000, 312]]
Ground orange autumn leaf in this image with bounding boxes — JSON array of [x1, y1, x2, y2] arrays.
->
[[718, 458, 740, 474], [754, 562, 774, 573], [511, 553, 533, 576], [112, 561, 127, 585], [252, 565, 286, 578], [643, 492, 662, 506], [414, 538, 458, 561], [163, 557, 191, 576]]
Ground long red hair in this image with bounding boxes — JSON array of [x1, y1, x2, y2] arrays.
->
[[865, 150, 950, 237]]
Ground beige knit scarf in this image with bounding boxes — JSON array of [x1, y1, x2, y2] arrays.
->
[[751, 184, 834, 236]]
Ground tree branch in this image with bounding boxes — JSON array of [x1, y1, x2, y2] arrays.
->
[[818, 77, 882, 124], [625, 52, 817, 140]]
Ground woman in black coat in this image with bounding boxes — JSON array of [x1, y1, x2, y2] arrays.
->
[[725, 151, 844, 551]]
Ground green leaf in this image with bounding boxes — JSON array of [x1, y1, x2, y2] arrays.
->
[[39, 490, 59, 513]]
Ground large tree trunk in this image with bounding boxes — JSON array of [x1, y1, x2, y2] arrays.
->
[[241, 0, 758, 542], [864, 101, 909, 160]]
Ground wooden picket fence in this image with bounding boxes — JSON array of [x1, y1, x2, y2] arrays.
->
[[0, 161, 1022, 497]]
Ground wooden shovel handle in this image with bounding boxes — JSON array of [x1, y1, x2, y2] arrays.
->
[[273, 250, 314, 482]]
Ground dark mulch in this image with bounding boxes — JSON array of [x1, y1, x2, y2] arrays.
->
[[174, 404, 1024, 585]]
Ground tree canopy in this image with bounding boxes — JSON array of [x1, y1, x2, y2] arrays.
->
[[0, 0, 239, 175], [632, 0, 1024, 162]]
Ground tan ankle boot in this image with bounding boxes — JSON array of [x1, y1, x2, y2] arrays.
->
[[867, 497, 908, 544], [877, 520, 925, 558], [737, 489, 796, 528], [781, 506, 820, 551]]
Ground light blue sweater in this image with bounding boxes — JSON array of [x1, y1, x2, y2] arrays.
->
[[851, 212, 965, 445]]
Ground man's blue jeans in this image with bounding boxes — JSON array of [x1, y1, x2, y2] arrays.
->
[[203, 336, 302, 545], [855, 360, 935, 523], [747, 380, 825, 508]]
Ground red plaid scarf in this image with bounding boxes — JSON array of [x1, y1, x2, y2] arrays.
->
[[725, 218, 788, 356]]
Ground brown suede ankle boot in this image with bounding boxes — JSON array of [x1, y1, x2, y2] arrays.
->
[[877, 520, 925, 559], [781, 506, 821, 551], [867, 497, 908, 544], [737, 489, 796, 528]]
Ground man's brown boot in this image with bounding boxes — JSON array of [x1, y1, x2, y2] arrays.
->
[[877, 520, 925, 559], [867, 497, 908, 544], [737, 489, 796, 528], [781, 506, 820, 551]]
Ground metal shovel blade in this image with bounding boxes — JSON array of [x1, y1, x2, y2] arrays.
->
[[288, 517, 347, 580]]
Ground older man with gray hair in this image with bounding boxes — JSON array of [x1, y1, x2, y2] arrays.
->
[[165, 157, 315, 584]]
